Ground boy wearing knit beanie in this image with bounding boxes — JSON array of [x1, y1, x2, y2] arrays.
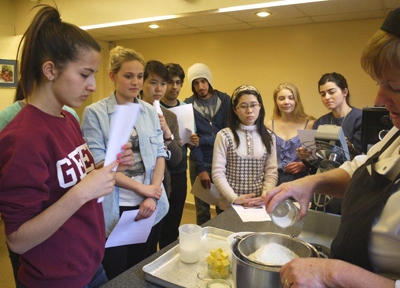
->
[[184, 63, 231, 225]]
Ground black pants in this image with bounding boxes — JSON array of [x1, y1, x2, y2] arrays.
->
[[7, 243, 20, 286], [159, 171, 187, 249], [102, 206, 164, 280]]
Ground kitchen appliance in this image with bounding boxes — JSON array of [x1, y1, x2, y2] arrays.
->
[[300, 125, 350, 210], [361, 106, 393, 152]]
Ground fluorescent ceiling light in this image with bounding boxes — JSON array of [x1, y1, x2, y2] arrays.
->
[[148, 24, 160, 29], [80, 15, 176, 30], [218, 0, 327, 13]]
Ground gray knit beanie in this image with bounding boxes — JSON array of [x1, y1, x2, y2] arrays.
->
[[187, 63, 213, 86]]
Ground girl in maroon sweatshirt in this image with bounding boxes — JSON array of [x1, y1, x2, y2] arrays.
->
[[0, 5, 132, 288]]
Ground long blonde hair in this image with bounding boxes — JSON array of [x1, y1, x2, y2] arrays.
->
[[272, 82, 315, 121], [108, 46, 145, 74]]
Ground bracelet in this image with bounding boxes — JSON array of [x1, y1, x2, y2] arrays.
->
[[150, 197, 158, 204]]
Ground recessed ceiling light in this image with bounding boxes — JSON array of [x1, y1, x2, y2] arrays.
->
[[256, 12, 270, 17], [148, 24, 160, 29]]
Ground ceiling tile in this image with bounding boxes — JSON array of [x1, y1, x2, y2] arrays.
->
[[311, 10, 385, 22], [297, 0, 383, 16], [249, 17, 313, 28], [199, 23, 253, 32], [150, 28, 203, 36], [85, 0, 395, 41], [125, 20, 190, 32], [225, 5, 306, 22], [171, 13, 243, 27]]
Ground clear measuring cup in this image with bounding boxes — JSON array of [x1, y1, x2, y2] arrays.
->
[[179, 224, 202, 263], [269, 200, 299, 228]]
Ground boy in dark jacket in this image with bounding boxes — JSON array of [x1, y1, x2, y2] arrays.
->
[[184, 63, 231, 225]]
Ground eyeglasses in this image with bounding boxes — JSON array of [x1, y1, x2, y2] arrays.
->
[[167, 80, 183, 86], [236, 103, 261, 111]]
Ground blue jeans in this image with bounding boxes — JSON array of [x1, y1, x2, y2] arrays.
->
[[83, 265, 108, 288], [17, 264, 108, 288]]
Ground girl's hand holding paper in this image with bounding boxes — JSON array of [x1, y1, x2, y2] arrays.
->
[[99, 103, 141, 202]]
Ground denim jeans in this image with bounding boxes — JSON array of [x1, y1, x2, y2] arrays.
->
[[83, 265, 108, 288], [17, 264, 108, 288]]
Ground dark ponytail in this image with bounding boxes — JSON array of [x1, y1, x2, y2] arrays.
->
[[16, 5, 100, 101]]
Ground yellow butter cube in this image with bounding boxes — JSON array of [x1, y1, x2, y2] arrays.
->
[[220, 251, 228, 259], [206, 255, 214, 265], [221, 259, 230, 267]]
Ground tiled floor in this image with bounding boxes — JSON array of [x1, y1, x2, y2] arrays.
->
[[0, 203, 215, 287], [180, 202, 217, 225]]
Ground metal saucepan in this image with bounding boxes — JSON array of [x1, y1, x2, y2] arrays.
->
[[238, 232, 312, 267], [231, 232, 319, 288]]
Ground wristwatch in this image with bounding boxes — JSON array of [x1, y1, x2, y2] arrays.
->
[[164, 134, 174, 141]]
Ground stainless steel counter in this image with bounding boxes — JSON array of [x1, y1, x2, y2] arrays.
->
[[101, 207, 340, 288]]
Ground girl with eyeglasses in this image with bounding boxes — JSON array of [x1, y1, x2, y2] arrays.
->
[[212, 85, 278, 210]]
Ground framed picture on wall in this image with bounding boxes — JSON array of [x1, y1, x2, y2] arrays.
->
[[0, 59, 18, 88]]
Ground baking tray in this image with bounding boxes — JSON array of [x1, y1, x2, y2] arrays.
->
[[143, 227, 235, 288]]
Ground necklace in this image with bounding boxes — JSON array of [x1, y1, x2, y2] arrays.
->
[[240, 124, 256, 155], [245, 130, 254, 156], [330, 107, 351, 126]]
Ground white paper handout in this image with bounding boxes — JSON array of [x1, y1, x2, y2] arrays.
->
[[232, 204, 271, 222], [297, 129, 316, 148], [190, 176, 220, 205], [99, 103, 141, 202], [105, 209, 157, 248], [153, 100, 163, 115], [168, 104, 195, 145], [297, 129, 317, 162]]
